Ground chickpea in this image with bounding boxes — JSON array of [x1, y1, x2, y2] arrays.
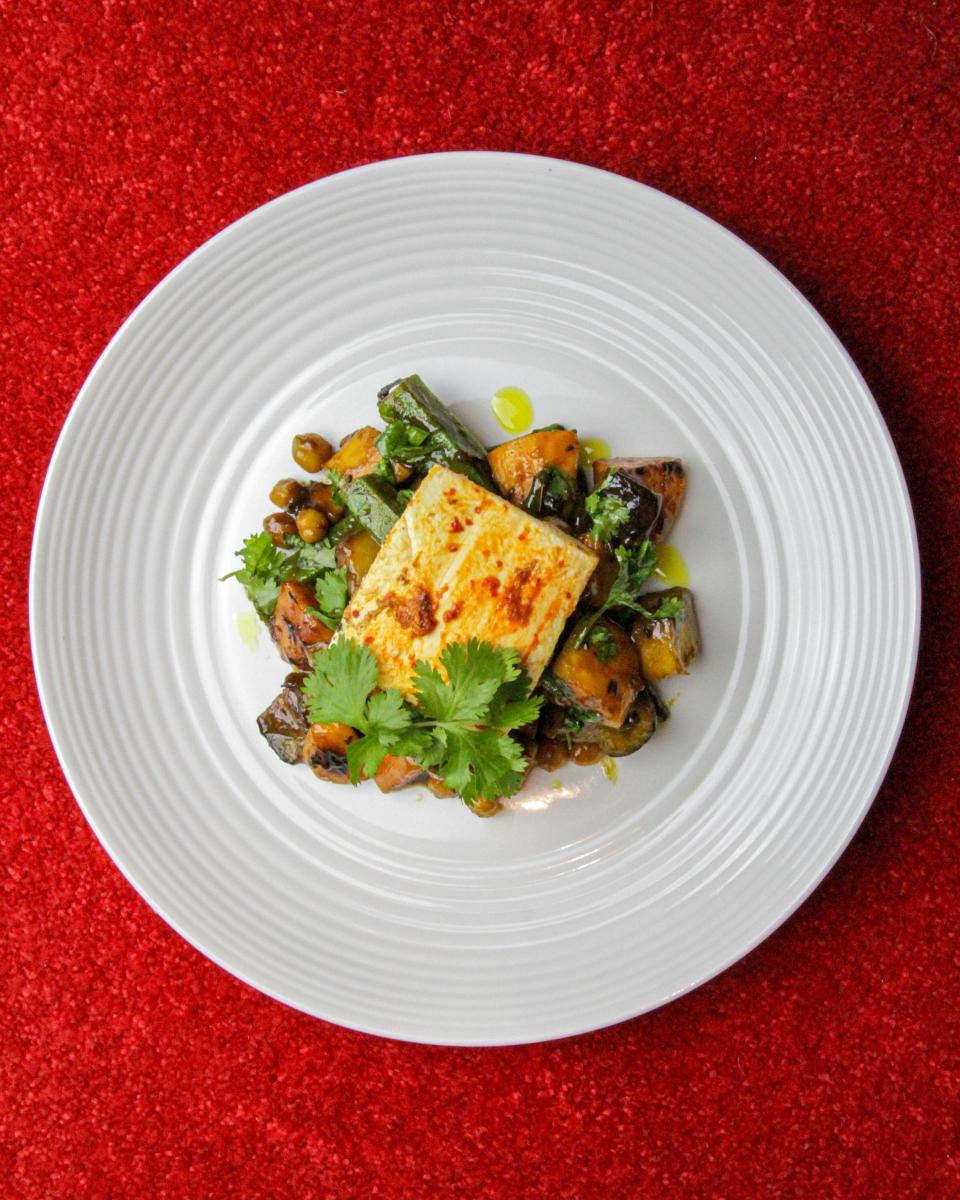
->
[[292, 433, 333, 473], [295, 507, 328, 544], [536, 739, 569, 770], [269, 477, 306, 511], [263, 511, 297, 547], [471, 798, 503, 818]]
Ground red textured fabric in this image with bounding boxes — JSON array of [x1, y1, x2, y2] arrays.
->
[[2, 2, 958, 1196]]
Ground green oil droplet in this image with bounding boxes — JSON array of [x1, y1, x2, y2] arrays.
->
[[235, 610, 260, 649], [601, 756, 618, 783], [491, 386, 533, 434], [551, 778, 564, 791], [654, 544, 689, 587], [580, 436, 611, 466]]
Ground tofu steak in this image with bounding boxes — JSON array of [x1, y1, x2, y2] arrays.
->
[[338, 465, 598, 693]]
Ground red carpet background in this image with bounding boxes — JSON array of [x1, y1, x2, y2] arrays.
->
[[2, 3, 958, 1197]]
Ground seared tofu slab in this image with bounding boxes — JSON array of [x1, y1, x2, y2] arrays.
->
[[338, 465, 597, 693]]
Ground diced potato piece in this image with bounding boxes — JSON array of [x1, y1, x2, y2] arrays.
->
[[336, 529, 380, 593], [302, 722, 358, 783], [271, 580, 334, 669], [550, 617, 643, 728], [593, 457, 686, 542], [374, 755, 426, 793], [631, 587, 700, 680], [487, 429, 580, 505]]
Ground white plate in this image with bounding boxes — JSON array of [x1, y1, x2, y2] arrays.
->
[[30, 153, 919, 1045]]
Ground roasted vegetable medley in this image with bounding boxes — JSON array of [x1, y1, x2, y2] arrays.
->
[[224, 375, 700, 815]]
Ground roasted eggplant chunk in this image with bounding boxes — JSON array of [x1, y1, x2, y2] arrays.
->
[[593, 457, 686, 542], [548, 617, 643, 728], [540, 690, 657, 757], [270, 579, 334, 669], [632, 587, 700, 680], [257, 672, 310, 764], [302, 722, 358, 783], [585, 468, 661, 548]]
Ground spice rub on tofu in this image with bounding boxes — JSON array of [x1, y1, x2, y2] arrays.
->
[[337, 465, 598, 693]]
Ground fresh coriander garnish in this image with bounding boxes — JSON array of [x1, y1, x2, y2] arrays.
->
[[224, 532, 345, 626], [574, 540, 684, 647], [584, 483, 630, 542], [308, 567, 350, 630], [220, 531, 286, 621], [320, 467, 347, 508], [302, 638, 542, 806], [587, 624, 619, 661]]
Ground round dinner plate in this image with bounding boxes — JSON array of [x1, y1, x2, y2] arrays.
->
[[31, 153, 919, 1045]]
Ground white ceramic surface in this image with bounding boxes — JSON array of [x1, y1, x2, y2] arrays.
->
[[30, 153, 919, 1045]]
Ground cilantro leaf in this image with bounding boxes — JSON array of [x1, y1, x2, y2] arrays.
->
[[319, 467, 347, 508], [364, 688, 413, 740], [301, 636, 538, 808], [574, 541, 663, 647], [644, 596, 685, 623], [239, 530, 285, 577], [586, 624, 618, 662], [413, 640, 518, 724], [309, 568, 349, 630], [222, 532, 287, 621], [303, 638, 378, 729], [346, 735, 392, 784], [292, 541, 336, 574], [437, 727, 527, 805], [224, 530, 345, 624], [486, 672, 542, 731]]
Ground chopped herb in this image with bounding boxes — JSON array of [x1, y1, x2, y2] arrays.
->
[[574, 540, 683, 647], [220, 531, 286, 621], [585, 484, 630, 542], [587, 624, 619, 661], [308, 567, 350, 630], [319, 467, 347, 508], [302, 638, 542, 806], [224, 532, 343, 625]]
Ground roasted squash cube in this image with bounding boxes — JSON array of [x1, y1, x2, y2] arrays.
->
[[550, 617, 643, 728], [302, 722, 358, 783], [374, 755, 426, 793], [335, 529, 380, 593], [326, 425, 412, 483], [487, 429, 580, 506]]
